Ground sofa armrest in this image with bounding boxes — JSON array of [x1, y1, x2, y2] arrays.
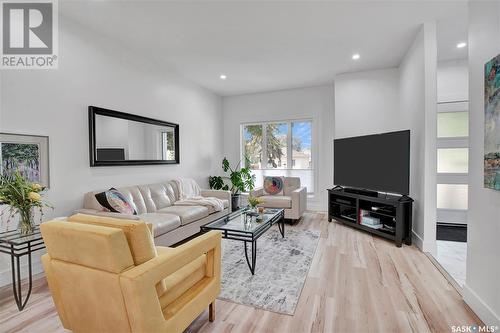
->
[[200, 189, 231, 201], [119, 231, 222, 331], [250, 187, 264, 197], [291, 187, 307, 216], [121, 230, 221, 285]]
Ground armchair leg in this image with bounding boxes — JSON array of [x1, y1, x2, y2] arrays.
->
[[209, 301, 215, 322]]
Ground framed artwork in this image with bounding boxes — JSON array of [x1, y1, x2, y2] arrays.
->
[[0, 133, 50, 188], [484, 55, 500, 190]]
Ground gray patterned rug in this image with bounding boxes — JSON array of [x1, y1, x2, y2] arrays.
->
[[219, 226, 320, 315]]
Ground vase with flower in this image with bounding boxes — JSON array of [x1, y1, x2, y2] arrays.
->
[[247, 195, 263, 214], [0, 172, 52, 235]]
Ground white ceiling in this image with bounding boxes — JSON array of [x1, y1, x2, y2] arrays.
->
[[61, 1, 468, 96]]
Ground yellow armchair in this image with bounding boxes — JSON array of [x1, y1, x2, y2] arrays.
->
[[40, 217, 221, 333]]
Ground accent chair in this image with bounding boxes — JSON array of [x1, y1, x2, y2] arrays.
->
[[40, 215, 221, 333], [250, 176, 307, 222]]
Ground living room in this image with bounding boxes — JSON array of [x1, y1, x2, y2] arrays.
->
[[0, 1, 499, 332]]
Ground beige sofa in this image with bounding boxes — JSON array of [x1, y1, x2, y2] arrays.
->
[[78, 181, 231, 246], [250, 177, 307, 221]]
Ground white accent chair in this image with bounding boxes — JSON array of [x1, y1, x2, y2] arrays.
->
[[250, 177, 307, 222]]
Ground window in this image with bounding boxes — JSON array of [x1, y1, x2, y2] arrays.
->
[[242, 120, 313, 193], [243, 124, 263, 169], [266, 123, 288, 168], [162, 131, 175, 160], [292, 121, 312, 169], [436, 101, 469, 224], [437, 148, 469, 173], [437, 111, 469, 138], [437, 184, 468, 210]]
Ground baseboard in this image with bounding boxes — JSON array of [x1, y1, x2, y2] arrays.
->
[[412, 230, 424, 250], [307, 202, 325, 212], [463, 284, 500, 326], [411, 230, 436, 255], [0, 260, 45, 288]]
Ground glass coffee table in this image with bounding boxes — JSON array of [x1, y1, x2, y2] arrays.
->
[[201, 208, 285, 275]]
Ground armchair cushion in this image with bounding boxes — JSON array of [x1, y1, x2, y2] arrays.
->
[[258, 195, 292, 209], [284, 177, 301, 196], [67, 214, 157, 266]]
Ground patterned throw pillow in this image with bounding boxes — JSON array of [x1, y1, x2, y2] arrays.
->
[[95, 188, 137, 215], [263, 176, 284, 195]]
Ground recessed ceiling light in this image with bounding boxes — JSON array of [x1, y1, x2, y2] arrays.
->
[[352, 53, 360, 60], [219, 74, 227, 80], [457, 42, 467, 49]]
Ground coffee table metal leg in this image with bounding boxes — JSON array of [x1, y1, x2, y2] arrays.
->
[[244, 241, 257, 275], [277, 214, 285, 238]]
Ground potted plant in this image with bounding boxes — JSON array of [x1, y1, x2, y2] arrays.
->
[[0, 172, 52, 234], [209, 157, 255, 211], [247, 195, 263, 212]]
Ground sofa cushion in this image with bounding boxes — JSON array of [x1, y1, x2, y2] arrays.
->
[[205, 199, 229, 214], [258, 195, 292, 209], [138, 213, 181, 237], [67, 214, 157, 266], [138, 183, 176, 212], [263, 176, 284, 195], [284, 177, 301, 196], [157, 206, 209, 225], [158, 254, 206, 309], [94, 188, 137, 215]]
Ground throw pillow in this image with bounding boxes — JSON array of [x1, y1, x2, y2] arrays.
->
[[263, 176, 284, 195], [95, 188, 137, 215]]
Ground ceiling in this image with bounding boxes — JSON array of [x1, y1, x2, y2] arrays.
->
[[61, 1, 468, 96]]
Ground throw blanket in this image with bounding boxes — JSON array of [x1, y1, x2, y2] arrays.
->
[[173, 178, 225, 212]]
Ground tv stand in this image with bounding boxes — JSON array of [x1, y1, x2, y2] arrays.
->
[[343, 187, 378, 197], [327, 188, 413, 247]]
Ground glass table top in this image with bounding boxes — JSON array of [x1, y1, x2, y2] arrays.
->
[[0, 227, 42, 246], [202, 208, 283, 234]]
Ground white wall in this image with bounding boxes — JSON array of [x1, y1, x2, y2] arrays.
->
[[0, 16, 223, 286], [333, 26, 438, 254], [437, 59, 469, 103], [464, 1, 500, 326], [222, 85, 335, 211], [334, 68, 401, 138], [399, 22, 437, 254]]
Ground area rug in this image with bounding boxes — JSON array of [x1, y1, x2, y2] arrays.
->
[[219, 226, 320, 315]]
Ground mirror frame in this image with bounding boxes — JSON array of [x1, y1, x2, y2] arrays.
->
[[89, 106, 180, 166]]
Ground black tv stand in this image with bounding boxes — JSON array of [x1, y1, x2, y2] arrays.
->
[[343, 187, 378, 197], [327, 188, 413, 247]]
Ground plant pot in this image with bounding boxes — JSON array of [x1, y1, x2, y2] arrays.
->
[[231, 194, 240, 211]]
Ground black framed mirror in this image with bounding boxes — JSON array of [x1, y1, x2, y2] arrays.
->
[[89, 106, 179, 166]]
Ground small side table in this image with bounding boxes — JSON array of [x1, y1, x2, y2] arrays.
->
[[0, 227, 45, 311]]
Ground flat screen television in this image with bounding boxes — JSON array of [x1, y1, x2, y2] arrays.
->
[[334, 130, 410, 195], [96, 148, 125, 161]]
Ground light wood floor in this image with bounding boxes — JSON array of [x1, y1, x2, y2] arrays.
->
[[0, 212, 481, 333]]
